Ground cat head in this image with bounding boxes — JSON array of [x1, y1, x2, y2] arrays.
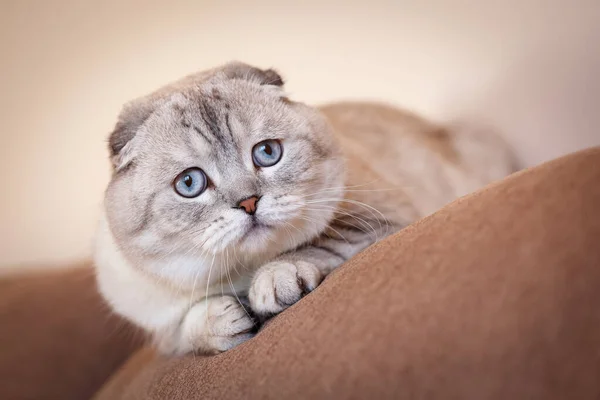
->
[[104, 62, 345, 275]]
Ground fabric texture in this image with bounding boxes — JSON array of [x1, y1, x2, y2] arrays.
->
[[0, 269, 143, 400], [1, 147, 599, 399]]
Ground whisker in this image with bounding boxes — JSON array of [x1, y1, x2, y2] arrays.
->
[[302, 205, 379, 240], [204, 253, 217, 330], [300, 187, 405, 199], [305, 198, 389, 231], [301, 178, 385, 195], [221, 250, 227, 298], [225, 254, 252, 321], [296, 215, 351, 246], [232, 248, 248, 273], [281, 220, 312, 249]]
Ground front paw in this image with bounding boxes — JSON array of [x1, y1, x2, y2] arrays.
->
[[179, 296, 255, 355], [249, 260, 323, 316]]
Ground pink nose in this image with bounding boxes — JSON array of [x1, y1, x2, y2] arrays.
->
[[237, 196, 259, 215]]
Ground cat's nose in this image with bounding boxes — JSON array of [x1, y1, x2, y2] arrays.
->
[[236, 195, 259, 215]]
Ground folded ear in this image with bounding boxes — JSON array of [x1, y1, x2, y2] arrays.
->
[[220, 61, 284, 87], [108, 98, 158, 171], [108, 62, 283, 170]]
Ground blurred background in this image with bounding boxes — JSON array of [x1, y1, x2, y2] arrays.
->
[[1, 0, 599, 273]]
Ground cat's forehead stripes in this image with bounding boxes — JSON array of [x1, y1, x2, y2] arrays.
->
[[173, 99, 233, 150], [172, 102, 212, 146], [197, 97, 230, 147], [180, 119, 214, 147]]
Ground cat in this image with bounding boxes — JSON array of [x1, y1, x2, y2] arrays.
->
[[94, 62, 516, 356]]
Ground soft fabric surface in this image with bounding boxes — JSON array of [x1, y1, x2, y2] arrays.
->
[[0, 268, 142, 400], [2, 147, 599, 399]]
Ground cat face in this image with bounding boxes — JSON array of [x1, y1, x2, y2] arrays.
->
[[104, 63, 344, 273]]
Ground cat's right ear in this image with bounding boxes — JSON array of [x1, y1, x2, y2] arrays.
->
[[108, 99, 156, 171], [220, 62, 285, 87]]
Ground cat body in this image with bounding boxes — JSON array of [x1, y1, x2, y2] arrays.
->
[[94, 62, 515, 355]]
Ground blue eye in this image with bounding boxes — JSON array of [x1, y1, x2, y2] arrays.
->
[[173, 168, 207, 198], [252, 139, 283, 168]]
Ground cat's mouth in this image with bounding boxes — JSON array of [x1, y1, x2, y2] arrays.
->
[[239, 218, 276, 244], [247, 219, 274, 233]]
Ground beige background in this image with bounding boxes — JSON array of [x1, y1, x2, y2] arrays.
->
[[1, 0, 599, 272]]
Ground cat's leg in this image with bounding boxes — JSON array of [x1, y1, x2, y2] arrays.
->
[[249, 215, 394, 317], [155, 295, 255, 355]]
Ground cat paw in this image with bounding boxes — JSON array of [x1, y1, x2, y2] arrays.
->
[[178, 296, 256, 355], [249, 260, 323, 316]]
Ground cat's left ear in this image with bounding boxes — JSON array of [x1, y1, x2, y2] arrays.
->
[[108, 98, 161, 171], [220, 62, 285, 87]]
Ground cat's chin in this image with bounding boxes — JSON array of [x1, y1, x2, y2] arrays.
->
[[235, 221, 279, 254]]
